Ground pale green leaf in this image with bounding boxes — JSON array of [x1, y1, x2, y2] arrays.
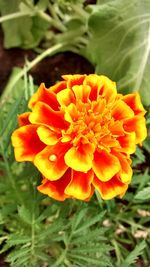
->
[[85, 0, 150, 105]]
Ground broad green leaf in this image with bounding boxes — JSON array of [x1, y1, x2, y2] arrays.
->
[[85, 0, 150, 105]]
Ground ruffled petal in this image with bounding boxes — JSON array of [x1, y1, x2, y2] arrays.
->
[[117, 132, 136, 154], [29, 102, 69, 130], [38, 169, 71, 201], [99, 75, 117, 103], [64, 103, 79, 123], [123, 115, 147, 144], [65, 169, 94, 200], [64, 143, 94, 172], [37, 126, 60, 145], [34, 142, 70, 180], [123, 93, 146, 115], [113, 152, 132, 183], [57, 88, 75, 106], [92, 150, 121, 181], [62, 74, 86, 88], [112, 100, 134, 120], [93, 175, 128, 200], [83, 74, 102, 101], [11, 125, 45, 162], [109, 120, 124, 136], [28, 83, 59, 110], [18, 112, 31, 126], [48, 81, 67, 94], [72, 85, 91, 103]]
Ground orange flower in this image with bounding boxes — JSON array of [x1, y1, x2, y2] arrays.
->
[[11, 74, 147, 201]]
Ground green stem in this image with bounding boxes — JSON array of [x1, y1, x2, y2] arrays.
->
[[30, 185, 36, 266], [111, 239, 122, 266], [0, 11, 32, 23], [95, 190, 103, 209], [38, 10, 66, 32], [0, 42, 66, 104], [51, 250, 67, 267]]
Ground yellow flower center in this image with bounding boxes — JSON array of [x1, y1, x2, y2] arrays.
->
[[61, 97, 118, 152]]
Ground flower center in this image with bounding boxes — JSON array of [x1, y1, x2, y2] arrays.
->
[[61, 97, 118, 151]]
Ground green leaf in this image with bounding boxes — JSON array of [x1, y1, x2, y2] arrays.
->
[[135, 186, 150, 200], [0, 0, 49, 48], [120, 241, 146, 267], [85, 0, 150, 105], [18, 206, 32, 225], [73, 211, 105, 234]]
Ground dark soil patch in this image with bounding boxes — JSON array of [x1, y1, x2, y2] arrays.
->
[[0, 28, 94, 95], [0, 254, 9, 267]]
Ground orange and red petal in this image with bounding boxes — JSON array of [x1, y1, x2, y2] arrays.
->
[[92, 150, 121, 182], [64, 103, 79, 123], [57, 88, 75, 106], [83, 74, 102, 101], [29, 102, 69, 130], [65, 169, 94, 200], [34, 142, 70, 180], [113, 152, 132, 183], [99, 75, 117, 103], [112, 100, 134, 121], [64, 143, 94, 172], [72, 85, 91, 103], [109, 120, 124, 136], [38, 169, 71, 201], [62, 74, 86, 88], [11, 125, 45, 162], [49, 81, 67, 94], [18, 112, 31, 126], [37, 125, 60, 145], [93, 175, 128, 200], [117, 132, 136, 154], [123, 115, 147, 144], [28, 83, 59, 110], [123, 93, 146, 116]]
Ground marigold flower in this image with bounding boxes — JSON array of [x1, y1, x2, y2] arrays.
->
[[11, 74, 147, 201]]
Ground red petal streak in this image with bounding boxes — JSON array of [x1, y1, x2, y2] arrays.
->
[[84, 74, 102, 101], [11, 125, 45, 162], [72, 85, 91, 103], [38, 169, 71, 201], [49, 81, 67, 94], [65, 169, 94, 200], [113, 152, 132, 183], [18, 112, 31, 126], [124, 115, 147, 144], [28, 83, 59, 110], [29, 102, 69, 130], [93, 150, 120, 181], [112, 100, 134, 120], [117, 132, 136, 154], [93, 175, 128, 200], [123, 93, 146, 115], [62, 74, 86, 88]]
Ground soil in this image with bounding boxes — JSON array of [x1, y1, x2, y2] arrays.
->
[[0, 28, 94, 95]]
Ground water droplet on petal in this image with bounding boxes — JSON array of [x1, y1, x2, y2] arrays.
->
[[49, 154, 57, 162]]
